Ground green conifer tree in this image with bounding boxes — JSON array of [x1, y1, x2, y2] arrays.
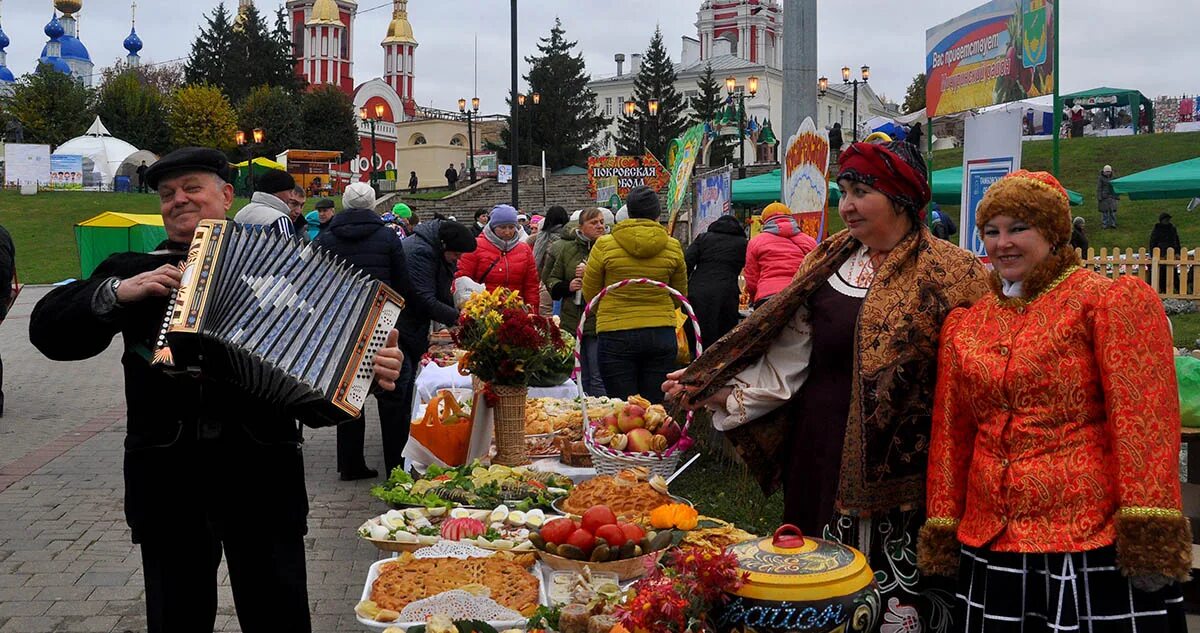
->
[[497, 18, 609, 169], [615, 27, 688, 161], [690, 63, 732, 167]]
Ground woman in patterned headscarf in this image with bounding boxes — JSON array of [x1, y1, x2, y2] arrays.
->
[[663, 141, 989, 632]]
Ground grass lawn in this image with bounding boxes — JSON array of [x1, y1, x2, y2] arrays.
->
[[1171, 313, 1200, 349], [928, 131, 1200, 250], [0, 190, 255, 283], [669, 415, 784, 534]]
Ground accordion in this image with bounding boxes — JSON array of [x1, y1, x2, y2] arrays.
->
[[156, 219, 404, 424]]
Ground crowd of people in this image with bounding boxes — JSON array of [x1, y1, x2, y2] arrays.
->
[[17, 140, 1192, 633]]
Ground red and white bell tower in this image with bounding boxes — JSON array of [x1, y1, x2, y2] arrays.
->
[[287, 0, 356, 95], [381, 0, 417, 103], [696, 0, 782, 69]]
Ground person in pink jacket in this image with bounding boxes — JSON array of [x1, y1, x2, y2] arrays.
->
[[455, 204, 541, 311], [744, 202, 817, 306]]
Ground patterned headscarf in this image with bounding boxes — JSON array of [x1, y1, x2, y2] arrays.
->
[[836, 141, 931, 217]]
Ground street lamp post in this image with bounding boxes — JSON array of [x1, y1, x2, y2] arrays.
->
[[236, 128, 265, 195], [624, 98, 659, 155], [830, 65, 868, 142], [359, 103, 386, 187], [458, 97, 480, 183], [518, 92, 540, 167], [726, 75, 759, 179]]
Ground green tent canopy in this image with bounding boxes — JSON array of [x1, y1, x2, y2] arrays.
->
[[75, 212, 168, 278], [1057, 87, 1154, 134], [931, 167, 1083, 206], [1111, 157, 1200, 200], [731, 167, 1082, 207]]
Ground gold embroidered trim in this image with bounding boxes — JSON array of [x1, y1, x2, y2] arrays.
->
[[733, 386, 747, 427], [1117, 506, 1183, 519], [926, 517, 959, 528]]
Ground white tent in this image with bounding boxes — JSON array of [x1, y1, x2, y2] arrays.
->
[[53, 117, 145, 188]]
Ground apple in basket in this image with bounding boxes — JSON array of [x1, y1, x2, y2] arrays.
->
[[659, 418, 682, 447], [617, 405, 646, 433], [439, 517, 486, 541], [600, 413, 620, 436]]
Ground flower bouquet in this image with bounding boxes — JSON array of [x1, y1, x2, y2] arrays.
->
[[614, 546, 748, 633], [452, 287, 566, 465], [452, 287, 563, 386]]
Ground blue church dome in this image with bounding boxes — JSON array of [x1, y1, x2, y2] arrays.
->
[[40, 56, 71, 74], [0, 67, 14, 83], [123, 27, 142, 55], [55, 35, 90, 62], [44, 14, 64, 40], [0, 24, 11, 50]]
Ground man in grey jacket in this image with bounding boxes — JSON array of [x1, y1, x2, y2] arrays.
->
[[233, 169, 297, 236], [1097, 165, 1119, 229]]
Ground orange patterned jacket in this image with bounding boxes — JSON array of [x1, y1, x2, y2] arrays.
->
[[927, 269, 1183, 553]]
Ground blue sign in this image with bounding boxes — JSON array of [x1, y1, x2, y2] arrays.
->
[[693, 166, 732, 240], [964, 157, 1014, 259]]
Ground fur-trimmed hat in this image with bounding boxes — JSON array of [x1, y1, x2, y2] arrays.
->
[[976, 170, 1072, 246]]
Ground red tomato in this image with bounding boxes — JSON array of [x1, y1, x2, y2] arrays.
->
[[581, 505, 617, 534], [618, 522, 646, 543], [540, 518, 576, 545], [594, 524, 627, 547], [566, 528, 596, 556]]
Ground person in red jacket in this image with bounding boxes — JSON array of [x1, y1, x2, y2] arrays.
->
[[455, 204, 540, 311], [743, 202, 817, 307]]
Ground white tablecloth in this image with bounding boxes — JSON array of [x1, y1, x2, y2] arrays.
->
[[1174, 121, 1200, 133]]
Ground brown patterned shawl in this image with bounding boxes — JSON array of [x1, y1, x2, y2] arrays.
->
[[676, 226, 988, 515]]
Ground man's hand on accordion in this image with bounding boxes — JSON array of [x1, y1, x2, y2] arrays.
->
[[116, 265, 182, 304], [372, 329, 404, 391]]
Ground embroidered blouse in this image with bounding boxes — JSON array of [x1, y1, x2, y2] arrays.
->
[[712, 248, 874, 430], [927, 269, 1184, 551]]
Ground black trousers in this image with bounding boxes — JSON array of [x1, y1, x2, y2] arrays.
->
[[339, 349, 419, 476], [336, 391, 411, 477], [140, 525, 309, 633]]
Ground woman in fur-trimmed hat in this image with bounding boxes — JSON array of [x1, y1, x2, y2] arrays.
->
[[919, 170, 1189, 632]]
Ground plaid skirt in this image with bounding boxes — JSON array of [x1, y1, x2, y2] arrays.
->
[[956, 545, 1187, 633]]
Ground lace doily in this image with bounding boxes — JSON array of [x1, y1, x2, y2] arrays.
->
[[412, 541, 495, 559], [397, 589, 523, 623]]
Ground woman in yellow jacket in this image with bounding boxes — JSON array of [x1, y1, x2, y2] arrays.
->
[[582, 186, 687, 404]]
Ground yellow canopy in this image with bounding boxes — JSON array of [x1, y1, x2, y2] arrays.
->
[[76, 212, 165, 228], [232, 156, 286, 170]]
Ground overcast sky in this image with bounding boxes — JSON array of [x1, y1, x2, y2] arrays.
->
[[2, 1, 1196, 115]]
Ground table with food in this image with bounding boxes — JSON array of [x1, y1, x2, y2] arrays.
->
[[347, 288, 887, 632]]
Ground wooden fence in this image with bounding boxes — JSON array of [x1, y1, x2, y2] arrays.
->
[[1076, 247, 1200, 300]]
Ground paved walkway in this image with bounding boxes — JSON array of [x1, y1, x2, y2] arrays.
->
[[0, 286, 391, 632]]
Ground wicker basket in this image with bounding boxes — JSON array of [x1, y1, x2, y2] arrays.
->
[[574, 279, 701, 479], [491, 383, 530, 466]]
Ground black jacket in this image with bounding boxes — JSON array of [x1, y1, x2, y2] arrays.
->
[[397, 220, 460, 355], [0, 225, 13, 320], [28, 245, 319, 542], [685, 215, 748, 344], [1149, 221, 1182, 255], [314, 208, 410, 292], [1070, 226, 1089, 254], [829, 125, 844, 150]]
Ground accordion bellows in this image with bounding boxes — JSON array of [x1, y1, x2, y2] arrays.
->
[[160, 219, 403, 425]]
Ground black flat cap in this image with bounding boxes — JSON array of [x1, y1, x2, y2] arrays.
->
[[315, 198, 335, 209], [256, 169, 295, 194], [144, 147, 231, 190]]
